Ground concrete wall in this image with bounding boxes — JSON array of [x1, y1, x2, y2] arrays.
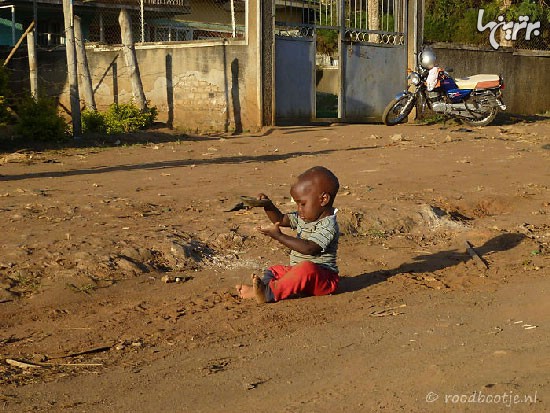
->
[[316, 68, 338, 95], [11, 0, 262, 133], [433, 44, 550, 116], [82, 0, 260, 133], [84, 39, 259, 132]]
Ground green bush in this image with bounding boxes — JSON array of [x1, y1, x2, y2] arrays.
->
[[15, 97, 69, 141], [0, 63, 9, 97], [0, 96, 11, 126], [82, 103, 157, 135], [82, 108, 106, 133], [0, 64, 13, 125], [424, 0, 549, 47]]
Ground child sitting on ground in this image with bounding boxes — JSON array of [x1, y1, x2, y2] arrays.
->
[[238, 166, 340, 303]]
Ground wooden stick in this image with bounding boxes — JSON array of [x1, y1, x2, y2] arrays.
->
[[49, 363, 103, 367], [5, 358, 103, 368], [55, 345, 111, 359], [465, 240, 489, 269], [3, 21, 35, 66], [5, 358, 42, 369]]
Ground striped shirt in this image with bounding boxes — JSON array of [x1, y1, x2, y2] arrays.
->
[[287, 212, 339, 273]]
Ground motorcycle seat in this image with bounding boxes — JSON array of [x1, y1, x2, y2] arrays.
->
[[455, 74, 500, 90]]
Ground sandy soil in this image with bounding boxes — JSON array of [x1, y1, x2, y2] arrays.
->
[[0, 119, 549, 412]]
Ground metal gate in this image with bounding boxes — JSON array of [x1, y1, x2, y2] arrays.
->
[[274, 0, 408, 123]]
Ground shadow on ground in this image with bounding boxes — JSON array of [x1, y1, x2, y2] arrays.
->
[[338, 233, 526, 294], [0, 123, 224, 154]]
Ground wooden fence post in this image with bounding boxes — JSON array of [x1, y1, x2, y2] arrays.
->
[[74, 15, 96, 111], [27, 29, 38, 98], [62, 0, 82, 136], [118, 9, 147, 110]]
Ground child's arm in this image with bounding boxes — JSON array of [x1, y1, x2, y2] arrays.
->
[[258, 223, 322, 256], [257, 193, 290, 227]]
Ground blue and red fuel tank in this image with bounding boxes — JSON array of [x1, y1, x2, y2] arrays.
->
[[441, 77, 472, 103]]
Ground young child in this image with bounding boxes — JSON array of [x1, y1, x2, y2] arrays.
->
[[238, 166, 340, 303]]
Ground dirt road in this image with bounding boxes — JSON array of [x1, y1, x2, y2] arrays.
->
[[1, 119, 549, 412]]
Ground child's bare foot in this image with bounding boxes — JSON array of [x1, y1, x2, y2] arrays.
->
[[236, 274, 266, 304], [236, 283, 256, 299], [252, 275, 266, 304], [236, 274, 258, 300]]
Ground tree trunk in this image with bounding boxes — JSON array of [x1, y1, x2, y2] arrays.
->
[[500, 0, 513, 48], [368, 0, 380, 43], [118, 9, 147, 110]]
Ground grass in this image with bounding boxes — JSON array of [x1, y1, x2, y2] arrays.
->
[[316, 92, 338, 118], [66, 283, 97, 295], [7, 271, 41, 296]]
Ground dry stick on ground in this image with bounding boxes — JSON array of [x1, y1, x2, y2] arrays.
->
[[5, 358, 103, 368], [465, 240, 489, 269], [5, 358, 43, 369]]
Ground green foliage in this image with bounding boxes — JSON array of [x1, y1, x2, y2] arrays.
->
[[317, 29, 338, 55], [81, 108, 106, 133], [82, 103, 158, 135], [381, 14, 395, 32], [0, 64, 12, 125], [505, 0, 550, 21], [0, 63, 9, 97], [0, 96, 11, 126], [15, 97, 69, 141], [424, 0, 550, 46]]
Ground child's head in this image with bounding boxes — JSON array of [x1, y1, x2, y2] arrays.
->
[[290, 166, 339, 222]]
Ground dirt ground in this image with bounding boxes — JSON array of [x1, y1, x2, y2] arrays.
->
[[0, 118, 549, 412]]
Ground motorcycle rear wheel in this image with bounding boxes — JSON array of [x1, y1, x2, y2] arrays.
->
[[462, 107, 498, 127], [382, 95, 415, 126]]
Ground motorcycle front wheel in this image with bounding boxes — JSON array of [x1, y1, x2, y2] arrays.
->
[[382, 94, 415, 126], [462, 106, 498, 127]]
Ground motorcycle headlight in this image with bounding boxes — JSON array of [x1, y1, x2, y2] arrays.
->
[[408, 72, 421, 86]]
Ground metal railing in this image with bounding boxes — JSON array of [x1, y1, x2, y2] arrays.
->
[[275, 0, 405, 45]]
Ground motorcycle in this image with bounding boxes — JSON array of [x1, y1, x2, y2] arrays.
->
[[382, 48, 506, 127]]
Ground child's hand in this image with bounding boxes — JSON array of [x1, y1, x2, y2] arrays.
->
[[256, 193, 271, 201], [257, 222, 282, 239]]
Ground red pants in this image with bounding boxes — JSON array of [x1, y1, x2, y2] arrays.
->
[[266, 261, 339, 302]]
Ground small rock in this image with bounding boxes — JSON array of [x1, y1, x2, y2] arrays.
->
[[0, 280, 13, 289], [0, 288, 15, 302], [390, 134, 403, 142], [161, 275, 173, 283], [116, 257, 143, 273]]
